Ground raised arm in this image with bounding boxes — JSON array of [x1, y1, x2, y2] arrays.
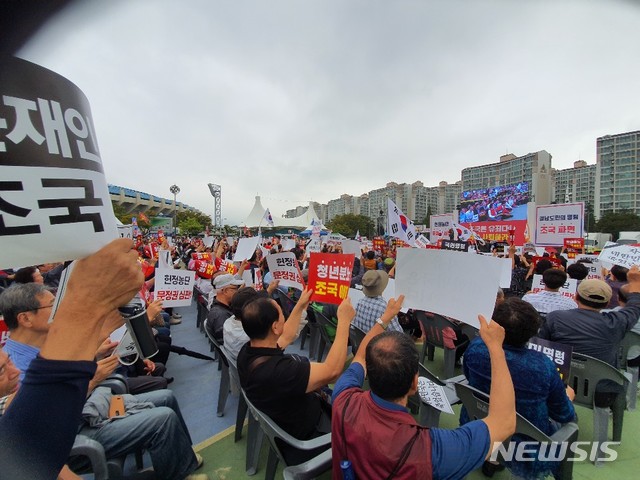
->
[[306, 297, 356, 392], [353, 296, 404, 371], [477, 314, 516, 458], [277, 288, 312, 348], [40, 238, 143, 362]]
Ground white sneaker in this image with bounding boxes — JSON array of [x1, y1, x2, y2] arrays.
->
[[169, 317, 182, 325]]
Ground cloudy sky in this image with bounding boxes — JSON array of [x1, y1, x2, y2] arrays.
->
[[17, 0, 640, 224]]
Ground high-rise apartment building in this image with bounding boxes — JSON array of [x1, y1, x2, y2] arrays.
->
[[552, 160, 596, 208], [461, 151, 553, 205], [595, 130, 640, 218]]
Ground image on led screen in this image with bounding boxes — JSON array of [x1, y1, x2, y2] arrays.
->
[[459, 182, 529, 223]]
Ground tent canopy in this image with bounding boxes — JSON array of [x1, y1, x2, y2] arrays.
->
[[243, 196, 322, 228]]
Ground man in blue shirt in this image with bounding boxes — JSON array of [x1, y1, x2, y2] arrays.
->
[[332, 295, 516, 479]]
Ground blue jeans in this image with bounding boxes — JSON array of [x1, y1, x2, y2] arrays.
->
[[78, 390, 197, 480]]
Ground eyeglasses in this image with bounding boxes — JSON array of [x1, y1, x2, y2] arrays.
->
[[33, 303, 54, 311]]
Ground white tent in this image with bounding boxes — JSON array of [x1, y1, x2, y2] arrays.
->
[[243, 196, 322, 228]]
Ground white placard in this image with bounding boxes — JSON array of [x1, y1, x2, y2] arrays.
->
[[203, 235, 214, 248], [118, 225, 133, 239], [534, 203, 584, 246], [430, 214, 454, 243], [242, 269, 254, 288], [233, 236, 261, 262], [0, 57, 118, 270], [157, 249, 172, 269], [395, 248, 502, 328], [281, 239, 296, 251], [572, 255, 604, 280], [154, 268, 195, 307], [598, 242, 640, 269], [266, 252, 305, 290], [114, 328, 138, 360], [340, 239, 362, 259], [415, 234, 431, 249], [417, 377, 454, 414], [530, 274, 577, 299], [498, 257, 513, 288], [306, 236, 322, 254]]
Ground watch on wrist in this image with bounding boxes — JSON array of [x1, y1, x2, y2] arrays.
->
[[375, 317, 388, 330]]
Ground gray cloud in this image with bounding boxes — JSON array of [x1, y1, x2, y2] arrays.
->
[[18, 0, 640, 223]]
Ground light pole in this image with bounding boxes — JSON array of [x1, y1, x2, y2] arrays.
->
[[170, 184, 180, 237]]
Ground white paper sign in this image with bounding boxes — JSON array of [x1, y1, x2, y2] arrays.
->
[[415, 235, 431, 249], [114, 328, 138, 360], [154, 268, 195, 307], [498, 257, 513, 288], [266, 252, 305, 290], [0, 57, 118, 270], [417, 377, 454, 414], [598, 242, 640, 269], [395, 248, 502, 328], [430, 214, 454, 243], [281, 239, 296, 251], [203, 235, 214, 248], [158, 249, 172, 269], [340, 239, 362, 259], [242, 269, 255, 288], [306, 236, 322, 254], [233, 236, 261, 262], [530, 274, 577, 298], [572, 255, 604, 280], [534, 203, 584, 246], [118, 225, 133, 239]]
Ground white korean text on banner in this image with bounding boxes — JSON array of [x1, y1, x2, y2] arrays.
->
[[531, 274, 577, 299], [598, 242, 640, 269], [387, 198, 416, 246], [266, 252, 305, 290], [0, 57, 118, 269], [534, 203, 584, 246], [429, 214, 453, 243], [154, 268, 195, 307], [527, 337, 572, 383]]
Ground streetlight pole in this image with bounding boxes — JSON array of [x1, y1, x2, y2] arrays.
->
[[170, 184, 180, 237]]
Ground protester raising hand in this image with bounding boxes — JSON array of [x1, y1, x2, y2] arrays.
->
[[478, 314, 505, 350]]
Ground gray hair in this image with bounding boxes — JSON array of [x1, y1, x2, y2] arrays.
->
[[0, 283, 50, 330]]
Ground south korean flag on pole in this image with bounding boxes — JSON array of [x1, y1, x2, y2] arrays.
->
[[387, 198, 416, 246]]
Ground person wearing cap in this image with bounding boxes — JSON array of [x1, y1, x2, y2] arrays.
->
[[353, 270, 403, 333], [205, 274, 244, 343], [539, 266, 640, 406]]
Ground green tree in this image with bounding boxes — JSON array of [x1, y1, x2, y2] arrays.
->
[[421, 205, 433, 227], [111, 201, 133, 225], [594, 210, 640, 240], [178, 216, 203, 235], [326, 214, 374, 238], [176, 210, 212, 228]]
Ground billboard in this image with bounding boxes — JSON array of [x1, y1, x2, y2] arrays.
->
[[459, 182, 530, 244]]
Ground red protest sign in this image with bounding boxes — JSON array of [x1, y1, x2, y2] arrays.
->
[[307, 253, 355, 305], [563, 237, 584, 259], [373, 237, 386, 252], [0, 318, 9, 347]]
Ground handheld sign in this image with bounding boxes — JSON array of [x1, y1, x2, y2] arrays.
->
[[0, 57, 118, 269], [307, 253, 354, 305], [417, 377, 454, 414], [266, 252, 305, 291], [154, 268, 195, 307], [527, 337, 572, 384]]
